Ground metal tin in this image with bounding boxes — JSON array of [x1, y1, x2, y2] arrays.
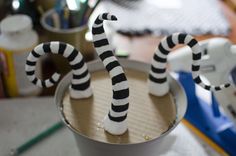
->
[[54, 59, 187, 156]]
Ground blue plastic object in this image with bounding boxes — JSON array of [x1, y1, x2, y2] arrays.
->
[[177, 71, 236, 156]]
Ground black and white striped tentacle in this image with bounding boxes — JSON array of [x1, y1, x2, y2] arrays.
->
[[25, 41, 92, 99], [148, 33, 231, 96], [92, 13, 129, 135]]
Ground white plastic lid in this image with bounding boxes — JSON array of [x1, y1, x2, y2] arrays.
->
[[0, 14, 32, 34]]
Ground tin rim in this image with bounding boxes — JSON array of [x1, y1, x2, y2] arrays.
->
[[54, 59, 187, 146]]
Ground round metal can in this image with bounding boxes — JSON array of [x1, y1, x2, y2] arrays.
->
[[55, 59, 187, 156]]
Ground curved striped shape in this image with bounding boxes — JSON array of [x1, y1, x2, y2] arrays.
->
[[92, 13, 129, 135], [25, 41, 92, 99], [148, 33, 230, 96]]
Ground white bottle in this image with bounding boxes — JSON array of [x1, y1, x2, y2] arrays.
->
[[0, 14, 41, 97]]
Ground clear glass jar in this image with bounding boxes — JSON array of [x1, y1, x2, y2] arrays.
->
[[0, 14, 41, 97]]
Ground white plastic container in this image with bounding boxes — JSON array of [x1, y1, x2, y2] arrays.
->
[[0, 14, 41, 97]]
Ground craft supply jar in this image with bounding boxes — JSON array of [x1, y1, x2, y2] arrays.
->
[[40, 9, 95, 75], [0, 14, 41, 97]]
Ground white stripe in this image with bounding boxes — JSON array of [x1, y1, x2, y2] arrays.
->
[[150, 70, 167, 79], [34, 44, 45, 56], [192, 60, 200, 66], [192, 71, 200, 79], [69, 52, 83, 66], [93, 33, 107, 42], [27, 53, 38, 63], [25, 64, 35, 71], [219, 84, 225, 88], [63, 44, 74, 58], [95, 45, 113, 55], [109, 110, 127, 117], [172, 33, 180, 45], [103, 56, 117, 67], [112, 98, 129, 106], [93, 22, 103, 28], [36, 80, 42, 87], [155, 49, 167, 59], [50, 42, 60, 54], [107, 14, 112, 20], [71, 73, 90, 84], [45, 79, 54, 87], [161, 39, 172, 51], [98, 14, 103, 20], [27, 75, 35, 82], [110, 66, 124, 78], [27, 53, 38, 62], [184, 35, 193, 44], [151, 60, 166, 69], [69, 56, 80, 65], [113, 81, 129, 91], [198, 82, 207, 89], [73, 64, 87, 75], [191, 44, 201, 54], [51, 73, 61, 81], [69, 86, 92, 97]]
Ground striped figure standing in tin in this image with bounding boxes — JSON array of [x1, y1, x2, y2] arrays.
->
[[25, 42, 92, 99]]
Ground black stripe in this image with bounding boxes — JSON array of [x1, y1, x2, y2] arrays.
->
[[149, 74, 167, 83], [153, 54, 167, 63], [178, 34, 187, 44], [102, 13, 109, 19], [94, 18, 102, 25], [71, 80, 90, 90], [73, 70, 89, 79], [26, 60, 36, 66], [105, 61, 120, 72], [225, 83, 230, 88], [99, 51, 113, 61], [113, 88, 129, 99], [108, 112, 127, 122], [67, 49, 78, 62], [94, 39, 109, 48], [192, 53, 201, 60], [92, 26, 104, 35], [192, 65, 200, 71], [158, 43, 169, 55], [111, 73, 127, 85], [26, 70, 35, 76], [111, 15, 117, 20], [187, 39, 198, 48], [166, 36, 175, 48], [151, 65, 166, 74], [31, 50, 40, 58], [49, 76, 57, 84], [71, 60, 85, 70], [32, 78, 37, 84], [204, 85, 211, 90], [194, 76, 201, 84], [111, 103, 129, 112], [58, 42, 67, 55], [41, 81, 46, 87], [215, 86, 221, 91], [43, 42, 51, 53]]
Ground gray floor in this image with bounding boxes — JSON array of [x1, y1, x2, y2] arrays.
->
[[0, 97, 79, 156], [0, 97, 218, 156]]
